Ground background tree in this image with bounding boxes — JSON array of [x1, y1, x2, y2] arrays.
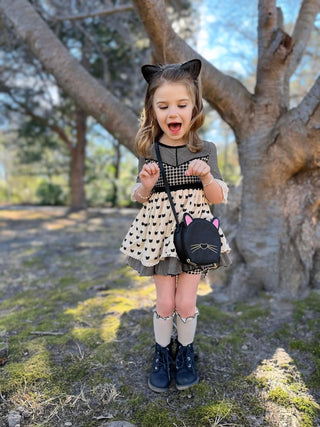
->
[[0, 0, 196, 209], [0, 0, 319, 298]]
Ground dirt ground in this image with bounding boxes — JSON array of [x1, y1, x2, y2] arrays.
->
[[0, 206, 319, 427]]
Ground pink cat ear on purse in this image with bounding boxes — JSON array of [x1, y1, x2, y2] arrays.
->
[[212, 218, 219, 229], [184, 213, 194, 226]]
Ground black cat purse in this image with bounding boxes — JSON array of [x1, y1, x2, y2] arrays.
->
[[155, 142, 222, 269]]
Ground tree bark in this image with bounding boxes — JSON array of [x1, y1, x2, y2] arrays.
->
[[69, 109, 87, 211]]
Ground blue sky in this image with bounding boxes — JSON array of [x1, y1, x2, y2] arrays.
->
[[196, 0, 304, 75], [190, 0, 319, 146]]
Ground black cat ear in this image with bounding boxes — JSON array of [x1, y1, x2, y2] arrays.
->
[[180, 59, 202, 80], [141, 64, 162, 84]]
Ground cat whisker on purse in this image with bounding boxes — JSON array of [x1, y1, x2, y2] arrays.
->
[[190, 243, 219, 253]]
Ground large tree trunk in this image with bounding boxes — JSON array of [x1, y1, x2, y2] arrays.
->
[[229, 124, 320, 299]]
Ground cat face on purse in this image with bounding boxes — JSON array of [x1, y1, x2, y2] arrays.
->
[[181, 213, 221, 255]]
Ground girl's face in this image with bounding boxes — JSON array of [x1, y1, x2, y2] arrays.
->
[[152, 82, 194, 146]]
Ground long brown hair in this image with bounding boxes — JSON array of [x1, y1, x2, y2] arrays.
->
[[135, 61, 205, 157]]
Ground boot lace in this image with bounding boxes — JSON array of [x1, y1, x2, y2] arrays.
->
[[152, 344, 172, 376], [176, 344, 194, 371]]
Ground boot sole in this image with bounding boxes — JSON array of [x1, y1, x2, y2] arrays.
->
[[148, 378, 169, 393], [175, 376, 199, 390]]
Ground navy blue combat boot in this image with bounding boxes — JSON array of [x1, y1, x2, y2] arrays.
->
[[148, 342, 173, 392], [175, 341, 199, 390]]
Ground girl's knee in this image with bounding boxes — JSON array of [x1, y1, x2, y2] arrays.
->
[[156, 299, 175, 318], [175, 299, 197, 319]]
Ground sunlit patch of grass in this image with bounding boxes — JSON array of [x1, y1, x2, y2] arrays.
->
[[268, 386, 291, 407], [100, 316, 121, 343], [0, 210, 58, 221], [188, 400, 234, 426], [43, 218, 76, 230], [110, 265, 152, 288], [1, 340, 52, 395], [245, 373, 269, 389], [267, 387, 320, 426], [64, 280, 155, 345], [134, 402, 179, 427], [71, 327, 101, 347]]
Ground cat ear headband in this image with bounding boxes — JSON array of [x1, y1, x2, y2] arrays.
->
[[141, 59, 201, 84]]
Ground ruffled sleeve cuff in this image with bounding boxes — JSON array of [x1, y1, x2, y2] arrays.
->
[[130, 183, 141, 202], [215, 179, 229, 203]]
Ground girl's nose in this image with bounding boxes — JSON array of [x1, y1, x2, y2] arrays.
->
[[168, 107, 178, 117]]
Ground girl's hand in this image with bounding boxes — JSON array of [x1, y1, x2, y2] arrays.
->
[[185, 159, 211, 180], [139, 162, 160, 191]]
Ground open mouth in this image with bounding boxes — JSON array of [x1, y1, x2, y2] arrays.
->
[[168, 122, 182, 134]]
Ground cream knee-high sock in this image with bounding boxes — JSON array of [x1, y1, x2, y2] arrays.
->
[[153, 311, 174, 347], [176, 310, 198, 346]]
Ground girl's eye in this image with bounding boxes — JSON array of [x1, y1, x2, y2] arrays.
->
[[179, 105, 187, 108], [159, 106, 168, 110]]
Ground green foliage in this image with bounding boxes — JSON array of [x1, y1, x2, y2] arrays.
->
[[36, 181, 65, 205], [85, 139, 137, 207]]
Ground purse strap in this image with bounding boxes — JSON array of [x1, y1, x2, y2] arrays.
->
[[155, 142, 179, 225]]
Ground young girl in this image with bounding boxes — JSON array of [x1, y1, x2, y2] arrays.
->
[[120, 59, 231, 392]]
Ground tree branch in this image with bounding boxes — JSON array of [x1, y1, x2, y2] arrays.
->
[[255, 0, 294, 104], [286, 0, 320, 79], [257, 0, 278, 61], [0, 0, 138, 154], [296, 74, 320, 128], [267, 76, 320, 179], [0, 82, 74, 151], [54, 5, 134, 22], [132, 0, 252, 136]]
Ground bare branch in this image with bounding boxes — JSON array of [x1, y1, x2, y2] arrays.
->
[[132, 0, 252, 135], [255, 0, 294, 104], [267, 76, 320, 178], [257, 0, 278, 61], [296, 74, 320, 128], [0, 0, 138, 154], [54, 5, 134, 22], [286, 0, 320, 78]]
